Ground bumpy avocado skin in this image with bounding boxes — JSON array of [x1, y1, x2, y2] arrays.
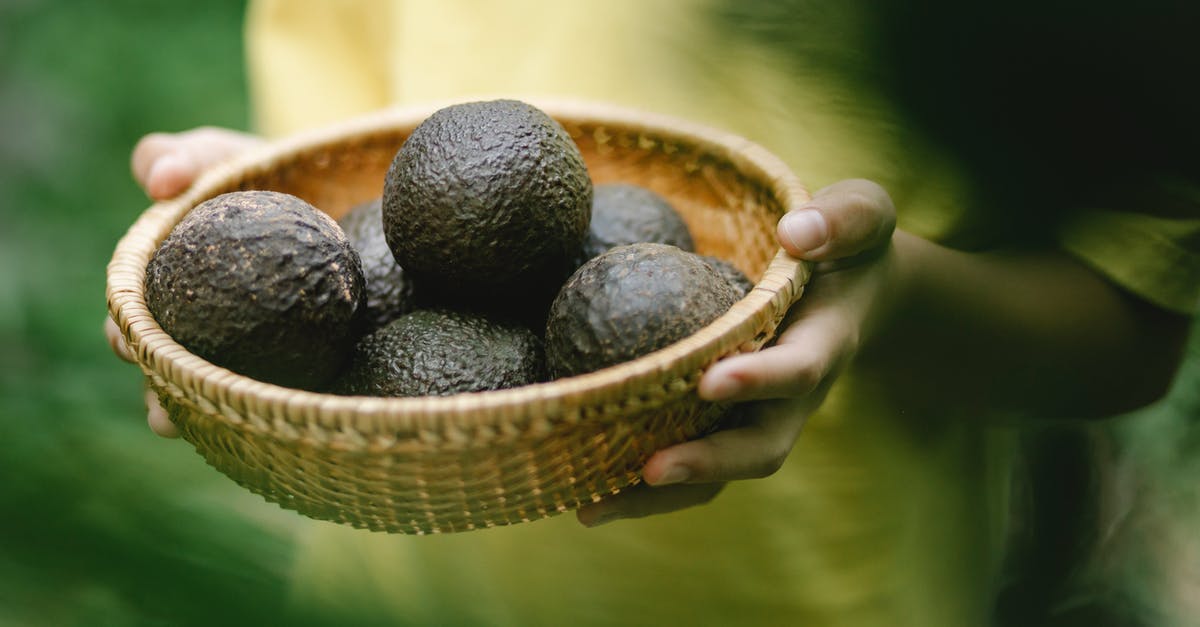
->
[[580, 183, 694, 262], [382, 100, 592, 309], [701, 255, 755, 297], [145, 191, 365, 390], [334, 309, 546, 397], [339, 198, 416, 330], [545, 243, 741, 378]]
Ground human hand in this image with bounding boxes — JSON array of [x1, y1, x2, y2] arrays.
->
[[107, 126, 264, 437], [577, 179, 900, 526], [131, 126, 264, 200], [105, 316, 179, 438]]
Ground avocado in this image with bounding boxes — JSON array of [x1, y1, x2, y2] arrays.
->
[[545, 243, 741, 378], [334, 308, 546, 397], [579, 183, 694, 264], [701, 255, 755, 297], [145, 191, 365, 390], [338, 197, 416, 330], [382, 99, 592, 311]]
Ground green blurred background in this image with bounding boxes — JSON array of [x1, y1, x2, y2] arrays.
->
[[1, 1, 306, 625], [1, 1, 1197, 625]]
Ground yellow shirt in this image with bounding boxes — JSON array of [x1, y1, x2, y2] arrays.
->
[[243, 1, 1200, 625]]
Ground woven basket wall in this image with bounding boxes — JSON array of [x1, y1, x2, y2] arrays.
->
[[106, 99, 811, 534]]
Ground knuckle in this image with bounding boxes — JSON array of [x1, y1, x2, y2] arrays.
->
[[843, 188, 874, 212], [841, 177, 886, 201], [842, 179, 895, 219]]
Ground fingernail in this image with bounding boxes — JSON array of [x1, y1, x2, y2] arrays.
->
[[652, 465, 690, 486], [779, 209, 828, 254]]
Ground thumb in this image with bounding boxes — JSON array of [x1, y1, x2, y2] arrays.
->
[[777, 178, 896, 261]]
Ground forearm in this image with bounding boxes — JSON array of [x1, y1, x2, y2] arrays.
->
[[866, 230, 1190, 419]]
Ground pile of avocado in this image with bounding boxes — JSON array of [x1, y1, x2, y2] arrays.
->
[[145, 100, 752, 397]]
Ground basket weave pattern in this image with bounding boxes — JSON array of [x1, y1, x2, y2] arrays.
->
[[107, 100, 811, 534]]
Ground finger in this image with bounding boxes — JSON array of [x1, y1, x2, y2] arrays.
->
[[105, 316, 135, 363], [131, 128, 264, 201], [777, 178, 896, 261], [639, 401, 810, 486], [699, 344, 825, 403], [145, 386, 180, 439], [131, 132, 176, 190], [699, 307, 850, 402], [576, 482, 725, 527], [131, 132, 198, 201], [145, 151, 200, 201]]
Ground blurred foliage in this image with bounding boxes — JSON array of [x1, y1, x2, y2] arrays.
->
[[0, 1, 309, 625]]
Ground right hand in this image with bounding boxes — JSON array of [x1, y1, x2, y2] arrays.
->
[[577, 179, 900, 526], [108, 126, 264, 437]]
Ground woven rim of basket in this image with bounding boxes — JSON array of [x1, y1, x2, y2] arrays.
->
[[106, 98, 811, 448]]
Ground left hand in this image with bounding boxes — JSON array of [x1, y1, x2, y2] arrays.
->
[[105, 126, 265, 438], [577, 179, 900, 526]]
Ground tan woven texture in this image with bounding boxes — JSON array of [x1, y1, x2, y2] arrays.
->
[[106, 99, 812, 534]]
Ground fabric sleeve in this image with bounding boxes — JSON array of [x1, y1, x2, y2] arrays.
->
[[1056, 178, 1200, 315], [244, 0, 396, 137]]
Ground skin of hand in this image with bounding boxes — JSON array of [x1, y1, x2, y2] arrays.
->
[[576, 181, 1191, 528], [106, 127, 264, 437], [130, 127, 264, 201], [576, 179, 901, 526]]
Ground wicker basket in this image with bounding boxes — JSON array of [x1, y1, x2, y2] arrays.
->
[[106, 99, 812, 534]]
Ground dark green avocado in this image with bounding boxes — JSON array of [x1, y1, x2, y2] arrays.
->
[[144, 191, 365, 390], [701, 255, 755, 297], [339, 197, 416, 330], [544, 243, 741, 378], [334, 308, 546, 397], [579, 183, 694, 263], [382, 99, 592, 310]]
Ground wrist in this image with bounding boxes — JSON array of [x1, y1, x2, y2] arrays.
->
[[853, 229, 935, 374], [862, 229, 921, 346]]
